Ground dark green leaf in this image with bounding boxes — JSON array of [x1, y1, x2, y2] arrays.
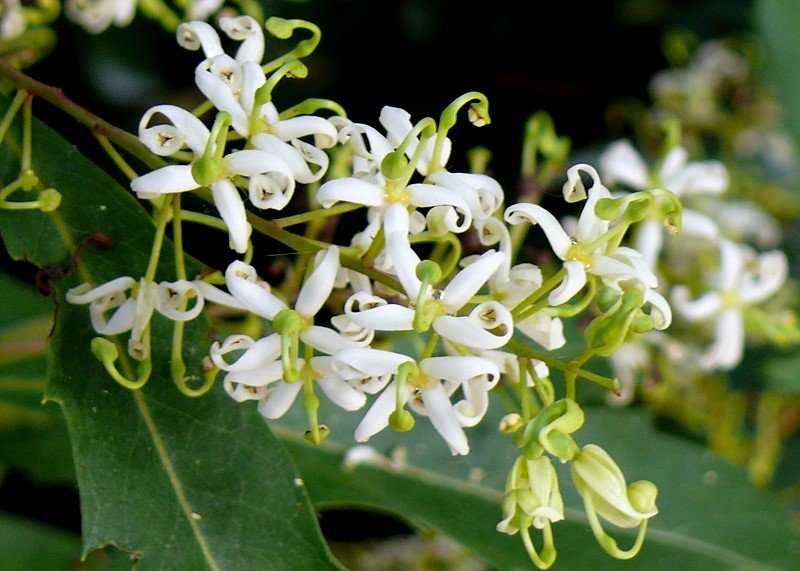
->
[[278, 401, 799, 570], [0, 97, 341, 569], [755, 0, 800, 171]]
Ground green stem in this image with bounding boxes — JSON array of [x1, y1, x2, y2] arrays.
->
[[144, 202, 173, 282], [274, 202, 361, 228], [180, 210, 229, 233], [21, 93, 32, 171], [0, 89, 26, 143], [0, 62, 165, 171], [94, 133, 138, 180], [506, 339, 619, 394], [511, 268, 567, 319]]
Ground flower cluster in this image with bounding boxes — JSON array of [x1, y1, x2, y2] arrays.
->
[[62, 15, 689, 568]]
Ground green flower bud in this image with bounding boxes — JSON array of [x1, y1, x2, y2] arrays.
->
[[595, 197, 623, 221], [628, 480, 658, 513], [571, 444, 658, 529]]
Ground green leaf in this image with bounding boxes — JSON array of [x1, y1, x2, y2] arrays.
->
[[0, 98, 341, 569], [0, 512, 84, 570], [277, 401, 800, 570], [0, 512, 131, 570], [0, 269, 73, 482], [755, 0, 800, 166]]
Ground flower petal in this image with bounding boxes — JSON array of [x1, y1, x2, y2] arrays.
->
[[671, 287, 722, 321], [225, 260, 287, 319], [177, 21, 223, 58], [258, 380, 304, 419], [211, 179, 252, 254], [420, 355, 500, 385], [701, 308, 744, 370], [138, 105, 210, 157], [300, 325, 359, 355], [316, 177, 385, 208], [504, 203, 572, 259], [354, 381, 398, 442], [421, 382, 469, 455], [296, 247, 340, 317], [442, 250, 504, 312], [739, 250, 787, 304], [599, 140, 649, 190], [219, 15, 264, 64], [210, 333, 281, 372], [345, 293, 415, 331], [549, 260, 587, 305], [131, 165, 199, 196], [316, 375, 368, 411], [332, 347, 413, 379]]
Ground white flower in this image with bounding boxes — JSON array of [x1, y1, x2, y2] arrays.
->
[[131, 105, 295, 253], [379, 106, 451, 176], [180, 17, 337, 179], [212, 247, 369, 417], [600, 141, 727, 266], [346, 244, 513, 350], [336, 349, 500, 455], [497, 456, 564, 534], [318, 108, 474, 236], [671, 239, 787, 370], [0, 0, 25, 39], [65, 0, 135, 34], [187, 0, 224, 21], [66, 277, 205, 359], [505, 165, 656, 306]]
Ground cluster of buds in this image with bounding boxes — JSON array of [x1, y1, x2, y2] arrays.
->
[[499, 399, 658, 567]]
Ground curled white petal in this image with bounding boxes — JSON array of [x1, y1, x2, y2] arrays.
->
[[210, 333, 281, 372], [211, 179, 251, 254], [295, 247, 340, 318], [138, 105, 210, 157], [504, 203, 572, 259], [599, 140, 649, 189], [177, 21, 224, 58], [258, 380, 304, 419], [549, 260, 587, 305], [225, 261, 287, 319], [131, 165, 199, 196], [156, 280, 205, 321]]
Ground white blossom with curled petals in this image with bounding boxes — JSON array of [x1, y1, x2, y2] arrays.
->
[[335, 348, 500, 455], [66, 277, 205, 360], [318, 109, 475, 237], [671, 239, 788, 370], [600, 140, 727, 266], [0, 0, 25, 39], [65, 0, 135, 34], [131, 105, 295, 253], [346, 242, 513, 350], [211, 247, 370, 417], [505, 165, 657, 307], [179, 17, 337, 184]]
